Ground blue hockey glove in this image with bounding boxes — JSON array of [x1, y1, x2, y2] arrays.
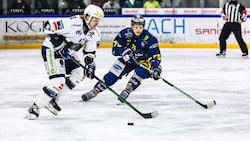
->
[[84, 55, 96, 79], [121, 48, 134, 63]]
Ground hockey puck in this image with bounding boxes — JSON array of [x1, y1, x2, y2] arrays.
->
[[127, 122, 134, 125]]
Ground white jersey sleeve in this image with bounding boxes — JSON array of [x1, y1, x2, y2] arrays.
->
[[43, 16, 74, 37], [43, 15, 86, 49]]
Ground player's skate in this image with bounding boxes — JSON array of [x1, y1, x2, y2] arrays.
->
[[117, 89, 130, 105], [242, 53, 248, 59], [44, 98, 61, 115], [81, 90, 98, 101], [25, 103, 40, 120], [216, 52, 226, 58]]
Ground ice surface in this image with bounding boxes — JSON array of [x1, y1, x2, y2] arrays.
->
[[0, 48, 250, 141]]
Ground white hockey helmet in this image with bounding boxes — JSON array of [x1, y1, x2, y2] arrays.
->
[[84, 4, 104, 24]]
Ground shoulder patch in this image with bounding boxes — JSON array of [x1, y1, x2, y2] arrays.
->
[[53, 20, 64, 31]]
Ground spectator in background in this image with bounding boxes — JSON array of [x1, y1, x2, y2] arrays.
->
[[67, 0, 86, 9], [103, 0, 121, 14], [204, 0, 219, 8], [8, 0, 30, 14], [143, 0, 161, 8], [160, 0, 182, 8], [0, 0, 2, 15], [58, 0, 68, 14], [84, 0, 91, 5], [34, 0, 58, 14], [160, 0, 171, 7], [67, 0, 86, 14], [91, 0, 105, 7], [123, 0, 143, 8], [180, 0, 200, 7], [172, 0, 182, 7]]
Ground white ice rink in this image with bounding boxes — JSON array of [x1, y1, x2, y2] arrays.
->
[[0, 48, 250, 141]]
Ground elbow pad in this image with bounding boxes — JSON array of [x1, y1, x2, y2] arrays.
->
[[49, 34, 65, 48]]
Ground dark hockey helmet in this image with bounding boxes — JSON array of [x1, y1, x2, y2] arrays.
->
[[131, 14, 145, 27]]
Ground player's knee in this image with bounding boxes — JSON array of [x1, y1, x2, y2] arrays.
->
[[65, 77, 75, 90], [43, 86, 58, 97], [109, 59, 126, 78], [44, 77, 65, 97], [66, 68, 84, 89], [135, 67, 150, 79], [104, 72, 119, 86]]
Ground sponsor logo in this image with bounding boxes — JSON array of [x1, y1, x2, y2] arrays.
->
[[76, 30, 82, 35], [5, 21, 44, 33], [113, 64, 122, 70], [50, 69, 56, 74], [72, 24, 81, 27], [53, 20, 64, 31]]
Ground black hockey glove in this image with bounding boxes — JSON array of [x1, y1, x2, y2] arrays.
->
[[150, 59, 162, 80], [152, 66, 162, 80], [84, 55, 96, 79], [121, 48, 134, 63], [84, 62, 96, 79]]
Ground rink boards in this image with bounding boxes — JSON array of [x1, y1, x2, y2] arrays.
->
[[1, 14, 250, 49]]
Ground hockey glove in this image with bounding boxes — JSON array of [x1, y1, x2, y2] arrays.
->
[[84, 55, 96, 79], [150, 59, 162, 80], [58, 46, 76, 60], [84, 62, 96, 79], [152, 66, 162, 80], [121, 48, 134, 63]]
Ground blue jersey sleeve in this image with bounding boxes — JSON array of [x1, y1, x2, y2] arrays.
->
[[112, 28, 132, 56], [146, 34, 161, 63]]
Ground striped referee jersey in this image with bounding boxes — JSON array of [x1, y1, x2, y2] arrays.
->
[[221, 0, 247, 23]]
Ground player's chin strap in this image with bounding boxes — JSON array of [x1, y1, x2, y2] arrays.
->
[[69, 56, 158, 119], [132, 58, 216, 109]]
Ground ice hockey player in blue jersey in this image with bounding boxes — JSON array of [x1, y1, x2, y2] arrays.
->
[[25, 4, 104, 120], [81, 14, 162, 102]]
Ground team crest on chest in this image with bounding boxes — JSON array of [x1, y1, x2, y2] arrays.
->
[[88, 31, 95, 38]]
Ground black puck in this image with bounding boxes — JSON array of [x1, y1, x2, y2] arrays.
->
[[127, 122, 134, 125]]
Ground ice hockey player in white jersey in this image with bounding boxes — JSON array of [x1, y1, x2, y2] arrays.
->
[[25, 4, 104, 120]]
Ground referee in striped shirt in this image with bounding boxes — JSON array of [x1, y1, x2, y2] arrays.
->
[[216, 0, 248, 58]]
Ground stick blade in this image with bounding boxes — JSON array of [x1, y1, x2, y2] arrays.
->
[[205, 100, 216, 109], [141, 111, 158, 119]]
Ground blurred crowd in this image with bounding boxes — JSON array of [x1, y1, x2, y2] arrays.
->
[[0, 0, 249, 15]]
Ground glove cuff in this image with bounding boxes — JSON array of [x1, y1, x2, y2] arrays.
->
[[121, 48, 132, 56], [83, 54, 95, 65], [150, 59, 160, 69]]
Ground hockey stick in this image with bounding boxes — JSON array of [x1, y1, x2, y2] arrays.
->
[[69, 57, 158, 119], [133, 59, 216, 109]]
